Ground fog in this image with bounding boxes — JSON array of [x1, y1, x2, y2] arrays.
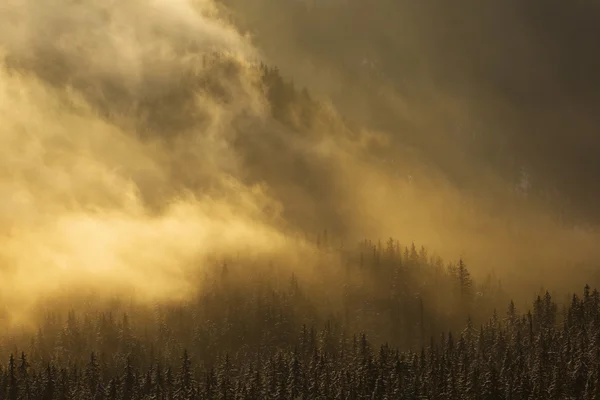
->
[[219, 0, 600, 218], [0, 0, 290, 323], [0, 0, 599, 326], [218, 0, 600, 283]]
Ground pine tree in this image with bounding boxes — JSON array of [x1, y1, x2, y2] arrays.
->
[[85, 352, 101, 397], [121, 356, 136, 400], [41, 364, 55, 400], [7, 354, 18, 400]]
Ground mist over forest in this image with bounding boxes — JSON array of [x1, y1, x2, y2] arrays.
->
[[0, 0, 599, 398], [219, 0, 600, 220]]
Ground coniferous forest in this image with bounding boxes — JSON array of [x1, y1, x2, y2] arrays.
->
[[0, 241, 598, 399], [2, 0, 600, 399]]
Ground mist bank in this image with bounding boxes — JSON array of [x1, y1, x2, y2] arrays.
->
[[0, 0, 598, 324], [0, 0, 297, 318]]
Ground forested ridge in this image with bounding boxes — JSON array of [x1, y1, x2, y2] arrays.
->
[[1, 1, 599, 398], [0, 57, 596, 400], [0, 238, 595, 399]]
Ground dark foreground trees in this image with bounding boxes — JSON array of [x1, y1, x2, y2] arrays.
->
[[0, 285, 599, 398], [0, 239, 589, 399]]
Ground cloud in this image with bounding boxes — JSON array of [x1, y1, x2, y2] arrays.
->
[[0, 0, 290, 324], [1, 0, 599, 327], [216, 0, 600, 289]]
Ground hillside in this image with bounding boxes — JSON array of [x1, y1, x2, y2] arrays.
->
[[0, 0, 599, 398]]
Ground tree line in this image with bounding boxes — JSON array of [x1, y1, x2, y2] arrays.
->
[[0, 237, 542, 399]]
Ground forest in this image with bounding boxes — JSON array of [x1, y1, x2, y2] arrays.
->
[[1, 0, 600, 399], [0, 239, 596, 399]]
